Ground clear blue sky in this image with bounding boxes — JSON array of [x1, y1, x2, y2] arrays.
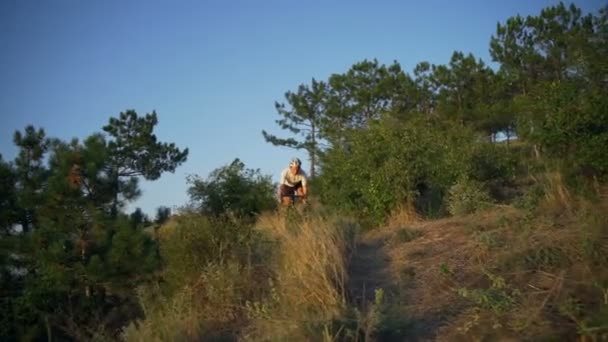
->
[[0, 0, 603, 216]]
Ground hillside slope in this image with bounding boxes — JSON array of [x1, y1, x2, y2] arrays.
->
[[348, 201, 607, 341]]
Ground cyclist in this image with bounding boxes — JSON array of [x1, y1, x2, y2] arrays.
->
[[278, 158, 308, 206]]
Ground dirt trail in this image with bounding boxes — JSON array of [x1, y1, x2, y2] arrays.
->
[[345, 222, 472, 341], [347, 235, 394, 306]]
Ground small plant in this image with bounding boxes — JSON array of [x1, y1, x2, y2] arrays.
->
[[439, 262, 454, 276], [464, 222, 487, 233], [400, 267, 416, 283], [559, 296, 608, 338], [362, 288, 385, 341], [447, 178, 491, 216], [457, 287, 517, 313], [514, 184, 544, 211], [457, 272, 519, 314], [523, 245, 569, 270], [245, 280, 280, 320], [581, 236, 608, 265], [395, 227, 423, 243], [474, 231, 504, 249], [558, 297, 584, 320]]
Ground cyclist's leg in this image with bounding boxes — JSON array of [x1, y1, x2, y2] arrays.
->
[[281, 195, 293, 206], [294, 183, 306, 204], [279, 185, 295, 206]]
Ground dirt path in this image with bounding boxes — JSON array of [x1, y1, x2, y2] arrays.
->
[[345, 225, 466, 341], [347, 235, 393, 307]]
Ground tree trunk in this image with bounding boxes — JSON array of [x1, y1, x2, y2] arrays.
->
[[45, 315, 52, 342], [20, 214, 30, 234], [111, 171, 119, 218], [533, 144, 541, 159], [81, 236, 90, 298], [310, 122, 316, 179]]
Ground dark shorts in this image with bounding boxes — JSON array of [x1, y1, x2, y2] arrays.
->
[[280, 182, 302, 197]]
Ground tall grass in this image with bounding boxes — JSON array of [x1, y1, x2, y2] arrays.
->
[[537, 171, 574, 215], [244, 212, 356, 340], [122, 211, 357, 341], [122, 214, 272, 341]]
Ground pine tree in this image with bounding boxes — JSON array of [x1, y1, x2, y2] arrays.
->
[[262, 79, 326, 177]]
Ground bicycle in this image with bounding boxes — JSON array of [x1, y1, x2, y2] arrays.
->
[[279, 193, 309, 216], [291, 193, 308, 206]]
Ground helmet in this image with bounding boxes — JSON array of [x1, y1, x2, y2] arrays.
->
[[289, 157, 302, 167]]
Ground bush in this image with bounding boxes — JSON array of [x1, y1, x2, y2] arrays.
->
[[123, 211, 355, 341], [160, 214, 272, 293], [468, 142, 517, 184], [123, 214, 272, 341], [317, 118, 479, 223], [517, 82, 608, 181], [514, 183, 545, 211], [447, 179, 491, 216], [187, 158, 277, 219]]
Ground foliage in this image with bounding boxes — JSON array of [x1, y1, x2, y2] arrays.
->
[[317, 117, 478, 222], [154, 206, 171, 225], [124, 212, 353, 341], [468, 142, 517, 184], [447, 178, 492, 216], [457, 273, 519, 314], [129, 208, 150, 228], [325, 59, 418, 130], [187, 158, 276, 218], [395, 227, 423, 243], [262, 79, 327, 177], [102, 110, 189, 181], [102, 110, 188, 215], [430, 51, 501, 135], [0, 110, 187, 340], [2, 2, 608, 340], [261, 3, 608, 223], [490, 2, 608, 179], [0, 155, 17, 234], [516, 82, 608, 180], [123, 214, 271, 340], [12, 126, 50, 233]]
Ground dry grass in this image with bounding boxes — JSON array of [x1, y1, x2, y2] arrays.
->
[[244, 212, 355, 340], [123, 214, 272, 341], [372, 177, 608, 341], [122, 284, 206, 341], [125, 174, 608, 341], [123, 211, 356, 341], [386, 201, 421, 229], [537, 171, 575, 215]]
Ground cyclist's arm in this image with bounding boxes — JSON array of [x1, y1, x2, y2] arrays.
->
[[278, 169, 287, 199], [301, 175, 308, 197]]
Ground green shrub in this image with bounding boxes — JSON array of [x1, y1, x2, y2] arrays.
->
[[123, 214, 272, 341], [160, 214, 271, 292], [523, 246, 569, 270], [469, 143, 517, 184], [517, 82, 608, 181], [457, 272, 519, 314], [447, 179, 491, 216], [514, 183, 545, 211], [474, 231, 504, 249], [317, 118, 478, 223], [187, 158, 277, 219]]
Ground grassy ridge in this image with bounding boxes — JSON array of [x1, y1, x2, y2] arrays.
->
[[123, 174, 607, 341]]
